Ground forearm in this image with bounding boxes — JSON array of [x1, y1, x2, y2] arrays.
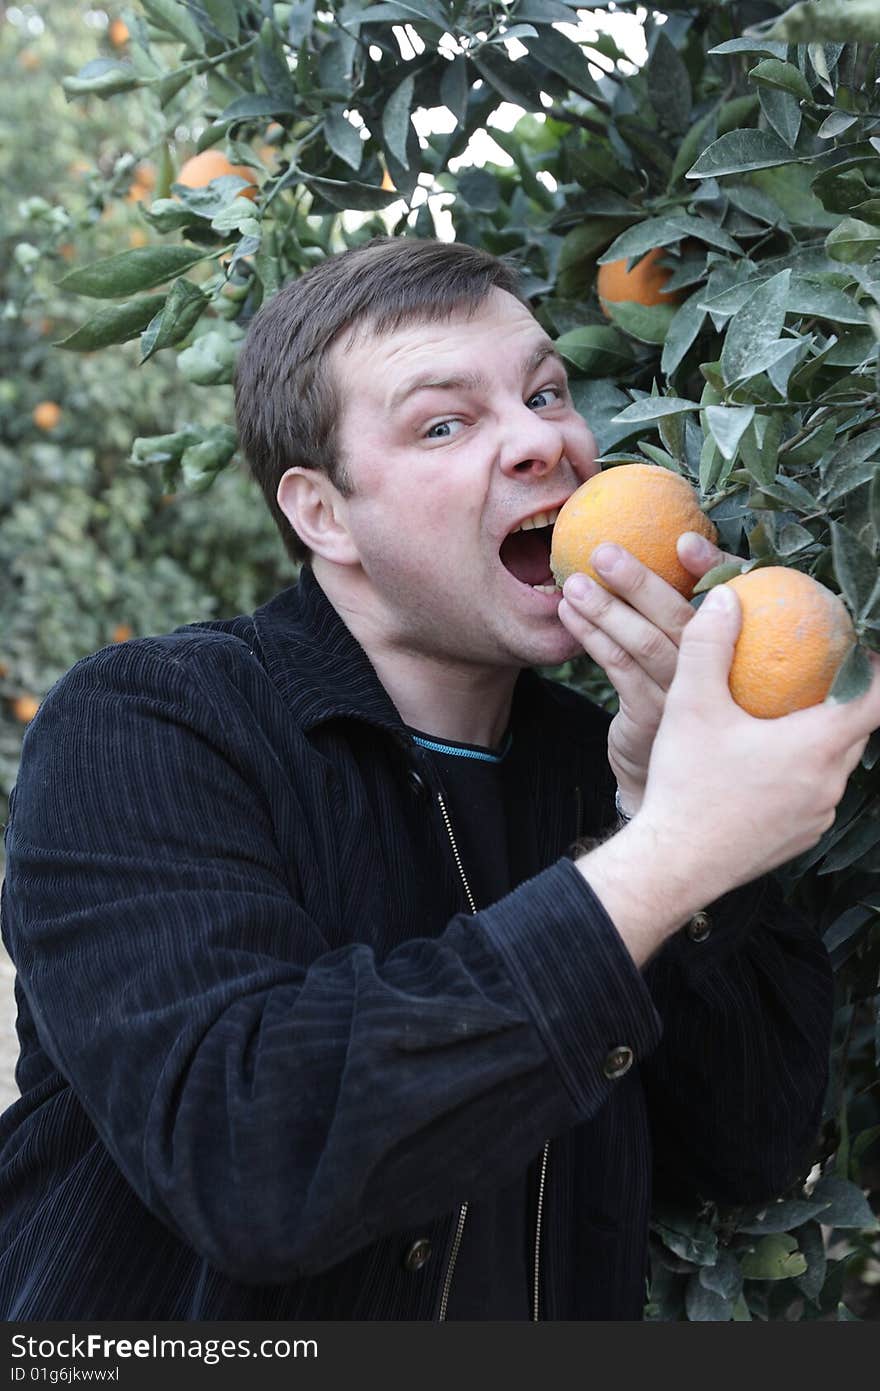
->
[[573, 818, 721, 970]]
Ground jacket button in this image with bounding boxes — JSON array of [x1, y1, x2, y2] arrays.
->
[[406, 768, 429, 799], [403, 1238, 432, 1272], [603, 1046, 634, 1080], [686, 911, 712, 943]]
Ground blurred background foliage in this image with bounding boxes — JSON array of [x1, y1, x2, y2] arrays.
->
[[2, 0, 880, 1319]]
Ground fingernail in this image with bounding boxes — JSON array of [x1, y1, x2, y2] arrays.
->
[[592, 543, 621, 575], [701, 585, 734, 614], [564, 574, 593, 601], [681, 531, 713, 560]]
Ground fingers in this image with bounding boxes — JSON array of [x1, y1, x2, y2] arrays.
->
[[557, 594, 668, 707], [667, 583, 743, 707], [558, 545, 693, 686], [676, 531, 740, 578]]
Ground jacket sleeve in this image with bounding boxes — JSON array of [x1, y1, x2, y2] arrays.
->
[[639, 874, 833, 1208], [3, 638, 665, 1285]]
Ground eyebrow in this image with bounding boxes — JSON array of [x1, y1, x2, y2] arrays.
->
[[388, 341, 565, 414]]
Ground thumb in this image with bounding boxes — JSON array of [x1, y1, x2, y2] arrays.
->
[[671, 584, 742, 702]]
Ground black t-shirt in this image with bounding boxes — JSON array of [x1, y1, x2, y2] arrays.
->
[[405, 723, 531, 1321]]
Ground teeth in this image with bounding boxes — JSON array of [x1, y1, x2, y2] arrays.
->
[[514, 506, 562, 534], [531, 583, 561, 593]]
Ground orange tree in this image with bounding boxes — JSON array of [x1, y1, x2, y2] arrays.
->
[[25, 0, 880, 1317]]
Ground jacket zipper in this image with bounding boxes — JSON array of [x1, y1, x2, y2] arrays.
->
[[435, 786, 550, 1322]]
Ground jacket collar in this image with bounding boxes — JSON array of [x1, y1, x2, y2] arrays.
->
[[251, 563, 554, 745]]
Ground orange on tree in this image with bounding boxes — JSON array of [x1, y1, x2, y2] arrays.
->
[[550, 463, 717, 599], [175, 149, 258, 201], [11, 695, 40, 724], [597, 247, 684, 318], [128, 228, 148, 248], [32, 401, 62, 431], [722, 567, 856, 719], [108, 18, 129, 48], [17, 49, 41, 71], [112, 624, 134, 643], [126, 162, 156, 204]]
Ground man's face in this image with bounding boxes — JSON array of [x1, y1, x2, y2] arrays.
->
[[324, 287, 599, 670]]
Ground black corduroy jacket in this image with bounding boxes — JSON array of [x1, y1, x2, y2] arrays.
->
[[0, 563, 833, 1320]]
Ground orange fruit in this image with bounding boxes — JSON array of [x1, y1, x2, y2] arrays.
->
[[18, 50, 41, 72], [58, 243, 75, 262], [550, 463, 717, 598], [32, 401, 62, 431], [108, 18, 129, 48], [112, 624, 134, 643], [128, 228, 148, 248], [126, 162, 155, 203], [12, 695, 40, 724], [597, 247, 684, 318], [175, 150, 258, 202], [722, 567, 856, 719]]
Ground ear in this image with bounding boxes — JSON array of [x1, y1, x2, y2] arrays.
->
[[276, 467, 359, 565]]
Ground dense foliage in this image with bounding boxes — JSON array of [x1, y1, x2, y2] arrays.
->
[[5, 0, 880, 1317]]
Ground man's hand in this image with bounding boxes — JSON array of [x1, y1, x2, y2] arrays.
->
[[556, 530, 735, 815]]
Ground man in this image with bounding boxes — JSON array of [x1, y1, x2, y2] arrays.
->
[[1, 237, 878, 1320]]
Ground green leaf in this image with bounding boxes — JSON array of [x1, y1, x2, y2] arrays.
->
[[828, 643, 872, 705], [302, 176, 400, 211], [708, 38, 788, 60], [705, 405, 755, 461], [471, 43, 544, 109], [739, 413, 782, 487], [698, 1249, 743, 1301], [687, 129, 802, 179], [739, 1234, 807, 1280], [653, 1214, 718, 1267], [749, 58, 813, 101], [794, 1222, 827, 1302], [142, 0, 205, 52], [63, 59, 147, 99], [611, 395, 701, 425], [177, 329, 240, 386], [57, 245, 207, 299], [720, 270, 791, 386], [685, 1275, 733, 1321], [826, 217, 880, 265], [130, 427, 203, 467], [202, 0, 239, 40], [661, 292, 708, 378], [646, 31, 692, 134], [597, 220, 681, 266], [219, 94, 298, 122], [345, 0, 449, 26], [440, 54, 468, 127], [768, 0, 880, 44], [522, 26, 604, 103], [692, 560, 757, 595], [383, 73, 415, 171], [54, 294, 167, 352], [831, 519, 877, 614], [457, 168, 500, 213], [325, 108, 363, 172], [809, 1174, 880, 1229], [758, 84, 802, 149], [555, 326, 633, 376], [603, 300, 678, 345], [140, 279, 208, 362], [738, 1199, 832, 1234]]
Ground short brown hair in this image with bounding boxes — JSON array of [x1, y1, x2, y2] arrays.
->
[[234, 236, 528, 567]]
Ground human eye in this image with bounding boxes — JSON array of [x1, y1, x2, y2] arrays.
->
[[423, 418, 465, 440], [527, 384, 564, 410]]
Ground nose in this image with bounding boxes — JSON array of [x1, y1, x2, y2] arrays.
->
[[498, 401, 567, 479], [497, 402, 598, 483]]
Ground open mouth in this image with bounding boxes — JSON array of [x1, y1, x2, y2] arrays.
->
[[499, 510, 562, 594]]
